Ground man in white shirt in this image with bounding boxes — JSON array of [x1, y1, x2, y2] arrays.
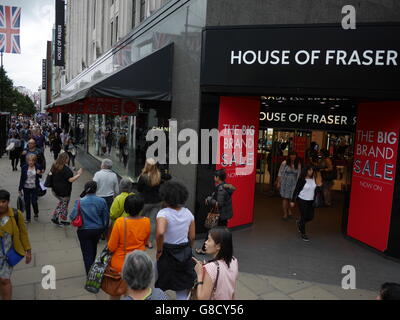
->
[[93, 159, 119, 209], [93, 159, 119, 240]]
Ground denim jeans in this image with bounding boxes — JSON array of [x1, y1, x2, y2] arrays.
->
[[23, 187, 38, 221]]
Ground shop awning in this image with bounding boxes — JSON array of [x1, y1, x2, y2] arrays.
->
[[46, 43, 173, 113]]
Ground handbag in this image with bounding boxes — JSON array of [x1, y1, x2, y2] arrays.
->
[[71, 200, 83, 227], [313, 186, 325, 208], [44, 172, 53, 188], [85, 245, 113, 294], [188, 261, 220, 300], [204, 204, 220, 229], [101, 218, 128, 296], [1, 210, 24, 267], [17, 195, 25, 213]]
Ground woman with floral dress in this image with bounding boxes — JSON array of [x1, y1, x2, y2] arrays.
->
[[276, 151, 302, 220]]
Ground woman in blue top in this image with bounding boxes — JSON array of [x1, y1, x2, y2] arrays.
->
[[70, 181, 109, 274]]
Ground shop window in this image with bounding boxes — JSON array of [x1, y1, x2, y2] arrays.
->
[[87, 105, 171, 181]]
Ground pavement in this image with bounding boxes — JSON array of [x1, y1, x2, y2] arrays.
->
[[0, 148, 379, 300]]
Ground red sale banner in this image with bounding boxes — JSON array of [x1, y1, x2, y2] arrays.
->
[[217, 96, 260, 228], [347, 102, 400, 252]]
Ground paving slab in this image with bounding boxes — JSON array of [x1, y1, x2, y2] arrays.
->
[[35, 276, 88, 300], [260, 275, 314, 294], [235, 280, 262, 300], [237, 273, 276, 295], [289, 286, 340, 300], [12, 284, 36, 300], [35, 247, 83, 266], [259, 291, 293, 300], [318, 283, 377, 300]]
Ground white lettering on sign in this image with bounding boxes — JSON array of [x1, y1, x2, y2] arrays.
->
[[230, 50, 399, 66], [354, 130, 398, 182], [261, 112, 353, 126]]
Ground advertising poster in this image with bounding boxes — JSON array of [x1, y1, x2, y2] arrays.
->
[[217, 96, 260, 228], [347, 102, 400, 252]]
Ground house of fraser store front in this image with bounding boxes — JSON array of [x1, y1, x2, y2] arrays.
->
[[197, 23, 400, 259]]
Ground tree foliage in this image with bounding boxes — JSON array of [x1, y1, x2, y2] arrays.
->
[[0, 67, 36, 115]]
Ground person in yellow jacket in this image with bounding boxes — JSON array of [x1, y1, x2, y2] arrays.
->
[[110, 178, 135, 224], [0, 189, 32, 300]]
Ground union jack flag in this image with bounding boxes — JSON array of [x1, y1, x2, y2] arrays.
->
[[0, 5, 21, 54]]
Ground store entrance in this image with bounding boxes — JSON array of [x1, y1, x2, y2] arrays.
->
[[254, 96, 356, 237]]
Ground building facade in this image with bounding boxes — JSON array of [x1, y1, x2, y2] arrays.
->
[[49, 0, 400, 259]]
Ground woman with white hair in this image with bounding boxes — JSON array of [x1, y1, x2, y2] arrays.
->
[[121, 251, 168, 300]]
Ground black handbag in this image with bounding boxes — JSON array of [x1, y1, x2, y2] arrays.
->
[[313, 186, 324, 208], [44, 172, 53, 188]]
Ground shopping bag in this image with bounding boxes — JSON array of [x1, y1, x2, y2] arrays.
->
[[313, 186, 325, 208], [85, 246, 113, 294], [17, 195, 25, 213]]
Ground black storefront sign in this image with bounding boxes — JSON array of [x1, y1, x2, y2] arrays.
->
[[201, 24, 400, 99], [42, 59, 47, 89], [55, 0, 65, 66], [260, 106, 357, 132]]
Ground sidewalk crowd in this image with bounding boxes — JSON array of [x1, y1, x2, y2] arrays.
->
[[0, 119, 399, 301]]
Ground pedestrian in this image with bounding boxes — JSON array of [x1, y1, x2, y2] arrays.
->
[[193, 227, 239, 300], [121, 251, 169, 300], [69, 181, 109, 275], [60, 129, 69, 147], [107, 194, 150, 300], [320, 149, 335, 206], [0, 190, 32, 300], [109, 178, 134, 224], [155, 181, 196, 300], [377, 283, 400, 300], [32, 129, 45, 152], [276, 151, 301, 220], [137, 158, 163, 249], [50, 132, 63, 161], [65, 138, 77, 170], [118, 132, 128, 168], [291, 165, 320, 242], [105, 129, 113, 156], [7, 133, 22, 171], [49, 152, 83, 226], [20, 139, 46, 171], [93, 159, 119, 238], [18, 154, 44, 223], [196, 169, 236, 255]]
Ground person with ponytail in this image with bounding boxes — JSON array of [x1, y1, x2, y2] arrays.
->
[[69, 181, 109, 274], [137, 158, 167, 249]]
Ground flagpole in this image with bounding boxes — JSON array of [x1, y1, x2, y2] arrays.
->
[[0, 51, 3, 112]]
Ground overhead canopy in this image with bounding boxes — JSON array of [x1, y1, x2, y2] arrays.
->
[[47, 43, 174, 112]]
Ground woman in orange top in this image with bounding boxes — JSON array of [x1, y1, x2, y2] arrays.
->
[[107, 194, 150, 299]]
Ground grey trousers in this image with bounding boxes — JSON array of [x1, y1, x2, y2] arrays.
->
[[142, 203, 161, 243]]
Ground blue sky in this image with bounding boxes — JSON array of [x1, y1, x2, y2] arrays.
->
[[1, 0, 54, 92]]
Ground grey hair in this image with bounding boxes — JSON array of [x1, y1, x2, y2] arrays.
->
[[119, 178, 132, 193], [122, 251, 153, 290], [101, 159, 113, 169]]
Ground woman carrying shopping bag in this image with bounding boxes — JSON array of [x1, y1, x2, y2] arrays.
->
[[69, 181, 109, 275], [104, 194, 150, 300]]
